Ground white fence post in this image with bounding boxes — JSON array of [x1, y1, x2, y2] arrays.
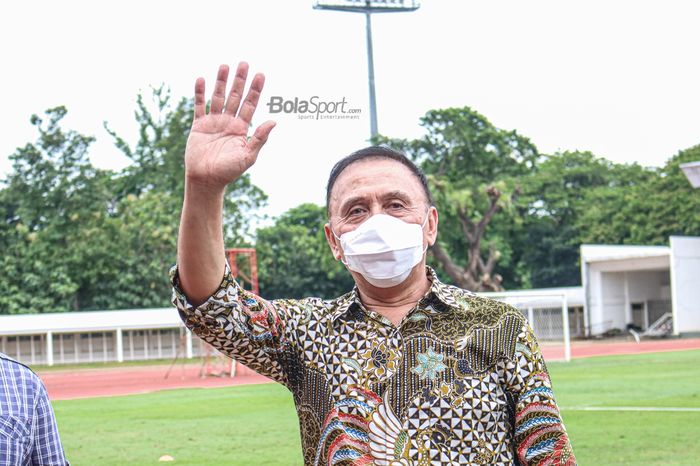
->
[[46, 332, 54, 367], [116, 328, 124, 363], [185, 330, 193, 359], [562, 294, 571, 362]]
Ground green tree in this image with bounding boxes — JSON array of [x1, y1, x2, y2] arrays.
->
[[96, 191, 180, 309], [105, 86, 267, 245], [516, 151, 655, 287], [256, 203, 354, 299], [578, 145, 700, 245], [92, 86, 269, 310], [0, 88, 269, 314], [0, 107, 116, 313]]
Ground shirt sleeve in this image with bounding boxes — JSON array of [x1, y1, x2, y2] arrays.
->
[[505, 321, 577, 466], [170, 263, 299, 387], [31, 380, 69, 466]]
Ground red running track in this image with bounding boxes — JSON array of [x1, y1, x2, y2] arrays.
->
[[39, 338, 700, 400], [40, 362, 271, 401], [540, 337, 700, 361]]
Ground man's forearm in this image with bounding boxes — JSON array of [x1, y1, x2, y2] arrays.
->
[[177, 180, 227, 306]]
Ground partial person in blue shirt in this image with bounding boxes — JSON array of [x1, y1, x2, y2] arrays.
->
[[0, 352, 69, 466]]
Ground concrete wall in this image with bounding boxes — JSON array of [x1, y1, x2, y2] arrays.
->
[[627, 271, 668, 302], [586, 266, 627, 334], [670, 236, 700, 334], [586, 266, 671, 334]]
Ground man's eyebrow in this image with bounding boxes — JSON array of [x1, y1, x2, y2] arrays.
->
[[339, 195, 369, 214], [338, 191, 415, 214]]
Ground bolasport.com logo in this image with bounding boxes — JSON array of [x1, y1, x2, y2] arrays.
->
[[266, 96, 362, 120]]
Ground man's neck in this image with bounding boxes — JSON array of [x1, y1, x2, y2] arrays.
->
[[355, 265, 431, 327]]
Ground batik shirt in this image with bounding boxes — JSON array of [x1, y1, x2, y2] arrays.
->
[[170, 265, 576, 466]]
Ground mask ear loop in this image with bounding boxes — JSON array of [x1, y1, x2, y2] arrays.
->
[[420, 207, 431, 228], [421, 206, 433, 252], [330, 224, 349, 265]]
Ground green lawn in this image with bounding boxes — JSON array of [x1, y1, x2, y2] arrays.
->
[[552, 350, 700, 466], [54, 350, 700, 465]]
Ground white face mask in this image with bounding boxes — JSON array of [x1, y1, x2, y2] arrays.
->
[[334, 213, 429, 288]]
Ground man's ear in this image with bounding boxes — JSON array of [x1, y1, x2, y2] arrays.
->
[[324, 223, 342, 261], [427, 206, 438, 247]]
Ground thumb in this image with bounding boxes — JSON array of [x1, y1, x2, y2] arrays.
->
[[248, 120, 276, 157]]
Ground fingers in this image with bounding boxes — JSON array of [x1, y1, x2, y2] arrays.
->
[[238, 73, 265, 125], [224, 62, 249, 115], [193, 78, 206, 119], [195, 63, 266, 124], [247, 120, 276, 156], [210, 65, 229, 114]]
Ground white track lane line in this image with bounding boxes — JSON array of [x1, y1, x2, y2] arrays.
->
[[562, 406, 700, 412]]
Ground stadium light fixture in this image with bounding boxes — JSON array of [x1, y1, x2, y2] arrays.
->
[[680, 161, 700, 188], [313, 0, 421, 139]]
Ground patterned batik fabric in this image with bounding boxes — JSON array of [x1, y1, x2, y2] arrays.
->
[[170, 265, 576, 466]]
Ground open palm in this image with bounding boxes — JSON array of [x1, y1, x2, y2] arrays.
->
[[185, 63, 276, 189]]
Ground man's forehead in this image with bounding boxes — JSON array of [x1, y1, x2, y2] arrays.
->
[[329, 158, 425, 209]]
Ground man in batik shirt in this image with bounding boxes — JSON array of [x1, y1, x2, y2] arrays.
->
[[171, 62, 576, 465]]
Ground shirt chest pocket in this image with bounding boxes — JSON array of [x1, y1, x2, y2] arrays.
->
[[0, 415, 31, 464]]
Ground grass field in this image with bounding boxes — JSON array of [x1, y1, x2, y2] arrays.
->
[[54, 350, 700, 465]]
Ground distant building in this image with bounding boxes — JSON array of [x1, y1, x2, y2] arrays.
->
[[581, 236, 700, 336], [0, 308, 206, 366]]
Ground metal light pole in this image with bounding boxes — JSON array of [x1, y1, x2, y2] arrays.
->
[[313, 0, 420, 140], [365, 10, 377, 138], [680, 161, 700, 188]]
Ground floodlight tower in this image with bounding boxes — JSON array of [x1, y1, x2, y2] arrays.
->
[[313, 0, 420, 139], [680, 161, 700, 189]]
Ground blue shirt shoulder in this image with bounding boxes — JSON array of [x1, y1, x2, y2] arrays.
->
[[0, 352, 69, 465]]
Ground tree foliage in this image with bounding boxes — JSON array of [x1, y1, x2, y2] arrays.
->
[[376, 107, 700, 291], [3, 95, 699, 312], [105, 86, 267, 245], [1, 107, 113, 312], [0, 88, 267, 314], [576, 145, 700, 245], [256, 203, 354, 299], [516, 151, 655, 287]]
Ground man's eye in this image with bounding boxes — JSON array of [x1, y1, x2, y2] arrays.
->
[[349, 208, 366, 216]]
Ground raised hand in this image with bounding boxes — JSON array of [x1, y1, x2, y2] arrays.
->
[[185, 63, 276, 190]]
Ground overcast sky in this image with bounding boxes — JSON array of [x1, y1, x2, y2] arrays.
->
[[2, 0, 699, 218]]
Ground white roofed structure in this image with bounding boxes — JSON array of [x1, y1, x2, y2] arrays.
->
[[0, 308, 181, 336], [0, 308, 201, 367], [581, 236, 700, 336]]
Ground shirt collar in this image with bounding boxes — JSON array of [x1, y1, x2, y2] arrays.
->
[[329, 266, 458, 323]]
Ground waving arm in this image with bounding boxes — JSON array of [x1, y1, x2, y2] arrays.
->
[[177, 63, 275, 305]]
